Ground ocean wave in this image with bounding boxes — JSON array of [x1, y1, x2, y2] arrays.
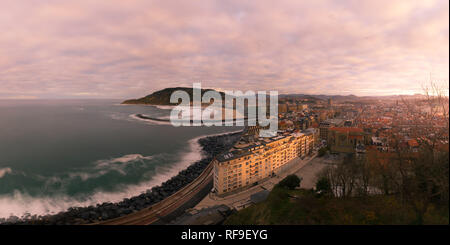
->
[[95, 154, 153, 167], [94, 154, 154, 175], [0, 167, 12, 178], [109, 111, 141, 122], [28, 153, 157, 186], [154, 105, 175, 110], [129, 113, 173, 125], [0, 130, 239, 219]]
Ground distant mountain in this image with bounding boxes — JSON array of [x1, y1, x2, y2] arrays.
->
[[280, 93, 358, 102], [280, 94, 324, 101], [280, 93, 428, 102], [124, 88, 429, 106], [122, 87, 226, 105]]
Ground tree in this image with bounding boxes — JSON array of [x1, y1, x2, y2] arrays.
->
[[318, 147, 328, 157], [317, 153, 376, 198], [277, 174, 302, 190], [315, 177, 332, 196], [369, 80, 450, 224]]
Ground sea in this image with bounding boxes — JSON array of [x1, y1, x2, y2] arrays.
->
[[0, 99, 241, 219]]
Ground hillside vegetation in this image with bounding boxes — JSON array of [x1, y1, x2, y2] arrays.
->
[[122, 87, 225, 105], [224, 186, 449, 225]]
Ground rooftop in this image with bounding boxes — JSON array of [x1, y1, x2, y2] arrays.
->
[[329, 127, 364, 133], [216, 129, 313, 163]]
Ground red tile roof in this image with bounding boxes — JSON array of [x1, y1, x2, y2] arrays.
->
[[329, 127, 364, 133], [349, 135, 363, 139], [408, 139, 419, 147]]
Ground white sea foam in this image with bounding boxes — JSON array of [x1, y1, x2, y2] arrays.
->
[[129, 114, 172, 125], [40, 154, 156, 184], [94, 154, 154, 175], [109, 112, 127, 121], [154, 105, 176, 110], [95, 154, 153, 167], [0, 130, 241, 219], [0, 167, 12, 178], [68, 172, 102, 182]]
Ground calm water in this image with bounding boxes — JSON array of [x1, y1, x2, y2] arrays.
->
[[0, 99, 239, 218]]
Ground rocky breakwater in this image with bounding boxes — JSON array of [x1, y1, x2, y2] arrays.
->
[[0, 131, 242, 225]]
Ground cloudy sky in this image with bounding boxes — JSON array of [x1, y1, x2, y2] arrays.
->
[[0, 0, 448, 99]]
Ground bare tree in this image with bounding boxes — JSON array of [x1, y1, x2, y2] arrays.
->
[[389, 80, 449, 224], [317, 80, 449, 224]]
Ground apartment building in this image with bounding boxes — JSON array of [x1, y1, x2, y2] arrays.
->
[[213, 130, 316, 195], [319, 118, 344, 140], [327, 127, 371, 153]]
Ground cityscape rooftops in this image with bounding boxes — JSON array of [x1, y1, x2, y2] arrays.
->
[[329, 127, 364, 133], [407, 139, 419, 147], [321, 118, 344, 126]]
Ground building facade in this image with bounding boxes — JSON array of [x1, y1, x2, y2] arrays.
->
[[327, 127, 371, 153], [319, 118, 344, 140], [213, 130, 316, 195]]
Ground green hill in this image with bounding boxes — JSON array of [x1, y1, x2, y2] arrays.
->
[[122, 87, 226, 105]]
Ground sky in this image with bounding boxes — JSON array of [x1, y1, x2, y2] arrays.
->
[[0, 0, 448, 99]]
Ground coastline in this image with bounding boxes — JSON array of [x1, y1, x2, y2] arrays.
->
[[117, 103, 176, 110], [133, 113, 252, 125], [0, 131, 242, 225]]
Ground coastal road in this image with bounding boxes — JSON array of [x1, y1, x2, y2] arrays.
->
[[90, 161, 214, 225]]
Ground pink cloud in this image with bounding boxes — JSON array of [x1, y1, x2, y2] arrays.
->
[[0, 0, 448, 98]]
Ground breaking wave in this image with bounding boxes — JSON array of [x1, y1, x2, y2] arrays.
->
[[94, 154, 154, 175], [129, 113, 172, 125], [0, 167, 12, 179], [0, 131, 237, 219]]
